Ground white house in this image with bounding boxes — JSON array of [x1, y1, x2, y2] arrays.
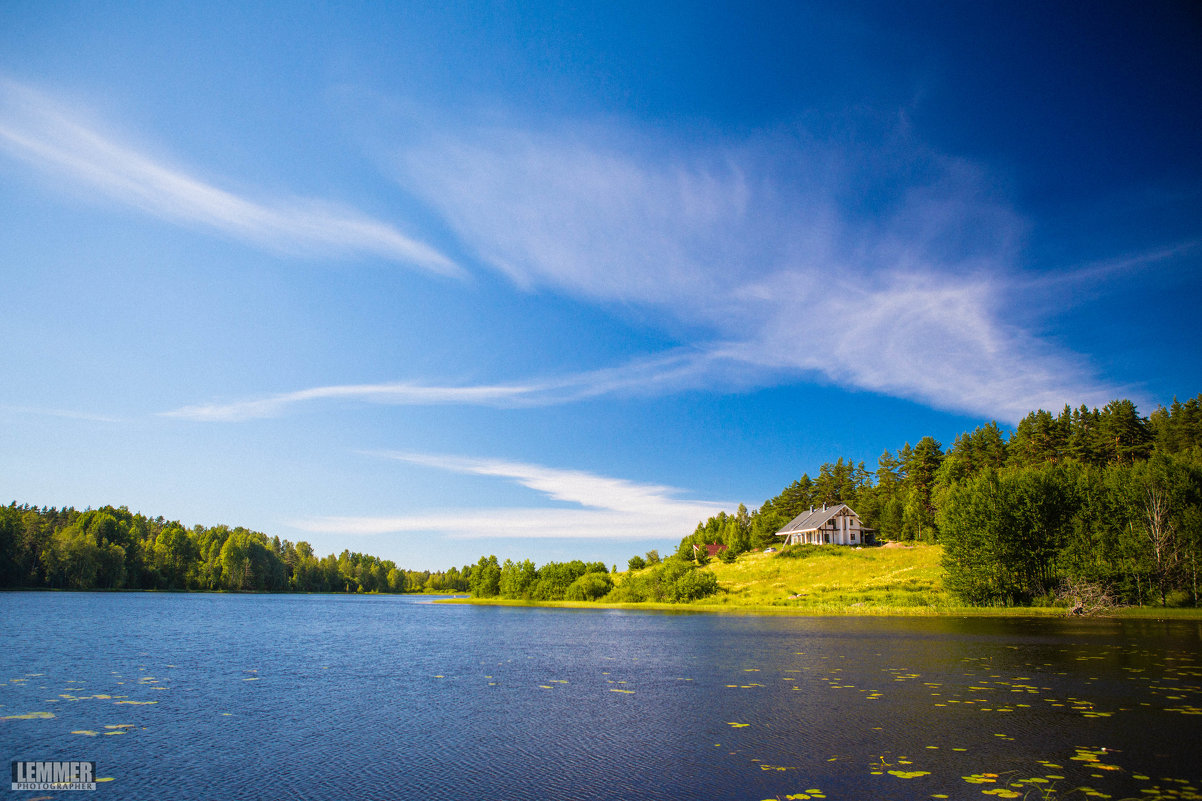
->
[[775, 503, 871, 546]]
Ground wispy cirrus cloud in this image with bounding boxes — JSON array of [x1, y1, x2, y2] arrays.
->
[[0, 405, 124, 424], [292, 452, 728, 540], [126, 97, 1150, 424], [160, 348, 746, 421], [389, 119, 1135, 421], [0, 78, 459, 276]]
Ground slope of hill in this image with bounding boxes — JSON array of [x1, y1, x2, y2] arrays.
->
[[678, 543, 956, 613]]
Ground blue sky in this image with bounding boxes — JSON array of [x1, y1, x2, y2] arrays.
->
[[2, 1, 1200, 570]]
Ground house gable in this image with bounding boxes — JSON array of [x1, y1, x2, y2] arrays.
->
[[775, 503, 869, 546]]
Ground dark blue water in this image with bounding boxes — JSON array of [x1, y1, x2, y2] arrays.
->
[[2, 593, 1200, 800]]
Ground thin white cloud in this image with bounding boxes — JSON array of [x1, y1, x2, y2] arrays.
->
[[0, 78, 460, 276], [292, 508, 700, 540], [160, 349, 736, 421], [1017, 240, 1200, 295], [0, 405, 124, 424], [162, 380, 539, 422], [292, 453, 728, 540]]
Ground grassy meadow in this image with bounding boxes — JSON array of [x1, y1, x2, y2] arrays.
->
[[671, 545, 1202, 617], [691, 543, 954, 612]]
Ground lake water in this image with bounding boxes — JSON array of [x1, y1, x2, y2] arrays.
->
[[2, 593, 1200, 800]]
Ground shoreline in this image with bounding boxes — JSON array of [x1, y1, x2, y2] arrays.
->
[[5, 587, 1198, 619], [439, 596, 1202, 620]]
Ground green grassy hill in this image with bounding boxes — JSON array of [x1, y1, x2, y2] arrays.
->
[[691, 543, 950, 612], [668, 543, 961, 613], [663, 544, 1201, 617]]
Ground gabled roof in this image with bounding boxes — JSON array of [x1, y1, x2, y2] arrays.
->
[[775, 503, 858, 535]]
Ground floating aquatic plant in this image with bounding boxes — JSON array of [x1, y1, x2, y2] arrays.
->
[[963, 773, 999, 784]]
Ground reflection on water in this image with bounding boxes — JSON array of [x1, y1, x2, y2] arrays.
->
[[1, 594, 1199, 800]]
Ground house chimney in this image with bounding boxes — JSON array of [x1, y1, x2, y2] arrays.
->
[[822, 503, 827, 511], [809, 505, 813, 513]]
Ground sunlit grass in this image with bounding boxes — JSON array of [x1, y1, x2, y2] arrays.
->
[[696, 543, 950, 611], [449, 544, 1202, 618]]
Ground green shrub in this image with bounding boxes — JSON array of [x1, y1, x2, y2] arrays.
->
[[564, 571, 614, 601], [1165, 589, 1192, 608], [668, 567, 718, 601], [605, 557, 718, 603]]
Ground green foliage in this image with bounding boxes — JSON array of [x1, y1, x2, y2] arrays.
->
[[0, 503, 407, 594], [564, 571, 614, 601], [530, 561, 586, 600], [669, 565, 719, 601], [499, 558, 538, 598], [470, 555, 502, 598], [605, 557, 719, 603], [939, 466, 1079, 605], [627, 554, 646, 571], [680, 393, 1202, 608], [475, 558, 611, 601], [938, 454, 1202, 607]]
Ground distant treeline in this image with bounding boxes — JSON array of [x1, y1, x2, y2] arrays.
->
[[680, 396, 1202, 607], [0, 501, 717, 602], [0, 504, 463, 593]]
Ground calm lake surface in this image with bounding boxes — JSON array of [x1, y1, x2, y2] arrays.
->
[[2, 593, 1200, 800]]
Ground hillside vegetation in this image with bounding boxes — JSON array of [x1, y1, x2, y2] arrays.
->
[[693, 543, 948, 611], [675, 395, 1202, 609]]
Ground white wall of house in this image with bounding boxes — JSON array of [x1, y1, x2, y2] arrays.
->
[[783, 510, 863, 546]]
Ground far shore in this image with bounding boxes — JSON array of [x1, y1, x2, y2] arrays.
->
[[4, 587, 1198, 618]]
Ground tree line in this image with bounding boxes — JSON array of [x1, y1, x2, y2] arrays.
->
[[679, 395, 1202, 607], [0, 503, 462, 593], [0, 502, 720, 603]]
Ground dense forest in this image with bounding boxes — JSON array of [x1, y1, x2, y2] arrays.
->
[[680, 395, 1202, 607], [0, 502, 716, 602], [0, 504, 465, 593]]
